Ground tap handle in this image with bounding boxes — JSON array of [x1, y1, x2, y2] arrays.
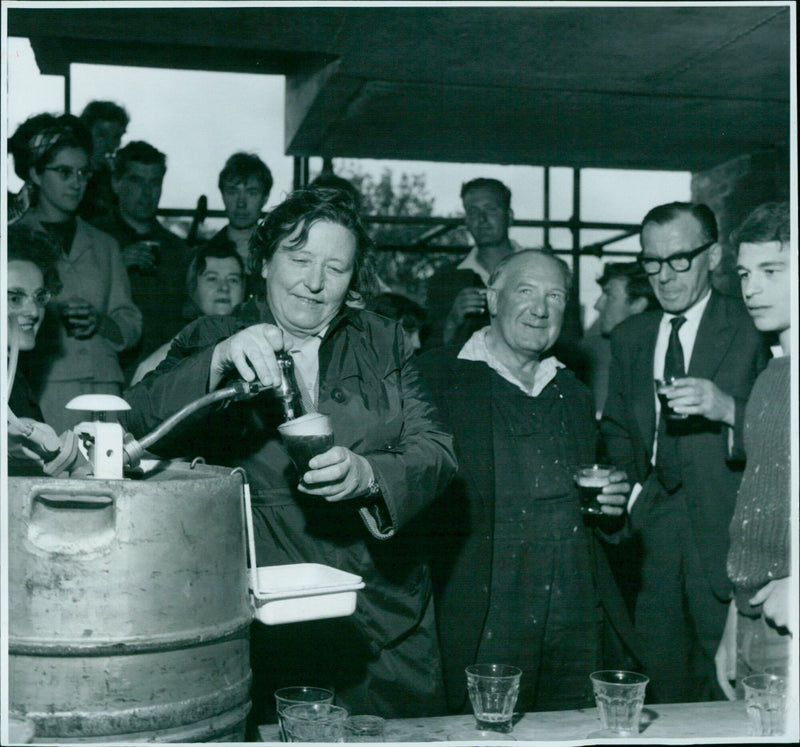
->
[[275, 352, 300, 420]]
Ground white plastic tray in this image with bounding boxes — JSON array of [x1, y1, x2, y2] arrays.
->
[[250, 564, 364, 625], [241, 476, 365, 626]]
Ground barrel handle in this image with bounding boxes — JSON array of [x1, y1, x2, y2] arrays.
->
[[29, 484, 114, 504], [230, 467, 261, 602], [26, 484, 117, 555]]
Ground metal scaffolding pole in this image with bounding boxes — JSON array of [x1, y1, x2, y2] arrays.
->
[[566, 167, 583, 336], [293, 157, 309, 190], [543, 166, 551, 250], [64, 65, 71, 113]]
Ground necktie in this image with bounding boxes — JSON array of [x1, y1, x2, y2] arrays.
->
[[664, 316, 687, 380], [656, 315, 687, 491]]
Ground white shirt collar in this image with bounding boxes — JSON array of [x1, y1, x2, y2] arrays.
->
[[458, 326, 564, 397], [654, 288, 712, 378], [277, 324, 327, 408], [661, 288, 712, 329], [456, 246, 492, 285]]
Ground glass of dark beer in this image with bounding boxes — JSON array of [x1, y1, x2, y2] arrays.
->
[[278, 413, 335, 476], [655, 376, 688, 420], [573, 464, 614, 516]]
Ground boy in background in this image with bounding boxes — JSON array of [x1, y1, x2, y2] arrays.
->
[[716, 201, 794, 697]]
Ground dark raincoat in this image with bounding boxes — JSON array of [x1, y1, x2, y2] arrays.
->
[[122, 299, 456, 720]]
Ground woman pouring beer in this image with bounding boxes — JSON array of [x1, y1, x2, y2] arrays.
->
[[123, 187, 456, 729]]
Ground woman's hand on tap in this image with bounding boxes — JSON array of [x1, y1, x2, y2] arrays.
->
[[209, 323, 287, 390]]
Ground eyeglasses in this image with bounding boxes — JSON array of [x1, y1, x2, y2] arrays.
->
[[44, 166, 91, 183], [7, 289, 52, 309], [638, 240, 715, 275]]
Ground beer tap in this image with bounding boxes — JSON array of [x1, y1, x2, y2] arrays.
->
[[274, 351, 300, 422]]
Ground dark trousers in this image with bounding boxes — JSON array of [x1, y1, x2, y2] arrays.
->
[[634, 494, 728, 703]]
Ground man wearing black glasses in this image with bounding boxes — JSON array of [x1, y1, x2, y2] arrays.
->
[[600, 202, 768, 705]]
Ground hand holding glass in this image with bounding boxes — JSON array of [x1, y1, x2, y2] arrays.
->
[[655, 377, 689, 420], [574, 464, 614, 516]]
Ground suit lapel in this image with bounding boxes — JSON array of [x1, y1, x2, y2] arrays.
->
[[688, 292, 735, 380], [632, 314, 661, 454]]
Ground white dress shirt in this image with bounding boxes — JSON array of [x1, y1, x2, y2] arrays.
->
[[630, 289, 712, 512], [458, 327, 564, 397], [282, 327, 326, 409]]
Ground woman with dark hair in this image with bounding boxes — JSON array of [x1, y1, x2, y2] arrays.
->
[[367, 292, 427, 354], [6, 225, 62, 416], [14, 114, 142, 432], [123, 188, 455, 726], [8, 112, 58, 223], [129, 243, 246, 384], [6, 225, 67, 473]]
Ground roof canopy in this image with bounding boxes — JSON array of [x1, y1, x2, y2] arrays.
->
[[9, 4, 790, 171]]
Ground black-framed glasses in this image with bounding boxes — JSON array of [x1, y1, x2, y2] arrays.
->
[[638, 240, 715, 275], [44, 166, 91, 183], [7, 289, 52, 309]]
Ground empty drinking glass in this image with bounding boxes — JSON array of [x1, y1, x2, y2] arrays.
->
[[344, 715, 386, 742], [275, 686, 335, 741], [281, 702, 348, 743], [742, 673, 787, 737], [465, 664, 522, 734], [590, 670, 649, 736]]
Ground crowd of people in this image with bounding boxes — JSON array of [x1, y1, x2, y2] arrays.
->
[[6, 100, 793, 734]]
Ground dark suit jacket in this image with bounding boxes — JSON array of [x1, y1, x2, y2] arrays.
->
[[600, 290, 769, 599], [418, 347, 642, 711]]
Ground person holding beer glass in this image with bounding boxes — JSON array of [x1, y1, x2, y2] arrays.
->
[[13, 114, 142, 432], [418, 250, 641, 714], [122, 188, 457, 729]]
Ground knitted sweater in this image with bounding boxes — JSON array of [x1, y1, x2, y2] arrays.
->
[[727, 355, 791, 616]]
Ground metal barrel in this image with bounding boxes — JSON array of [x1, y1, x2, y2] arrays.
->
[[8, 461, 253, 742]]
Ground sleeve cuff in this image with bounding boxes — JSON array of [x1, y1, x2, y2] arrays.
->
[[728, 398, 747, 462], [358, 501, 394, 539]]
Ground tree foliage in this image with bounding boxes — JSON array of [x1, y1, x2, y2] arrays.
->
[[337, 163, 468, 305]]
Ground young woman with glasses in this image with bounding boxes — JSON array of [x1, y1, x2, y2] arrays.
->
[[12, 114, 142, 432]]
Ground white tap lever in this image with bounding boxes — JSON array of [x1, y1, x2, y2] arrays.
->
[[67, 394, 130, 479]]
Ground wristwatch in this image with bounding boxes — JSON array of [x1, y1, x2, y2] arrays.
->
[[365, 478, 382, 498]]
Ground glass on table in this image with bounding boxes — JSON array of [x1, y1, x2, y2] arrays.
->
[[465, 663, 522, 734], [274, 686, 335, 741], [281, 702, 348, 743], [590, 670, 649, 737], [344, 714, 386, 742], [742, 673, 787, 737]]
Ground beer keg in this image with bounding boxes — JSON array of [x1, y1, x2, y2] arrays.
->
[[8, 461, 252, 742]]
